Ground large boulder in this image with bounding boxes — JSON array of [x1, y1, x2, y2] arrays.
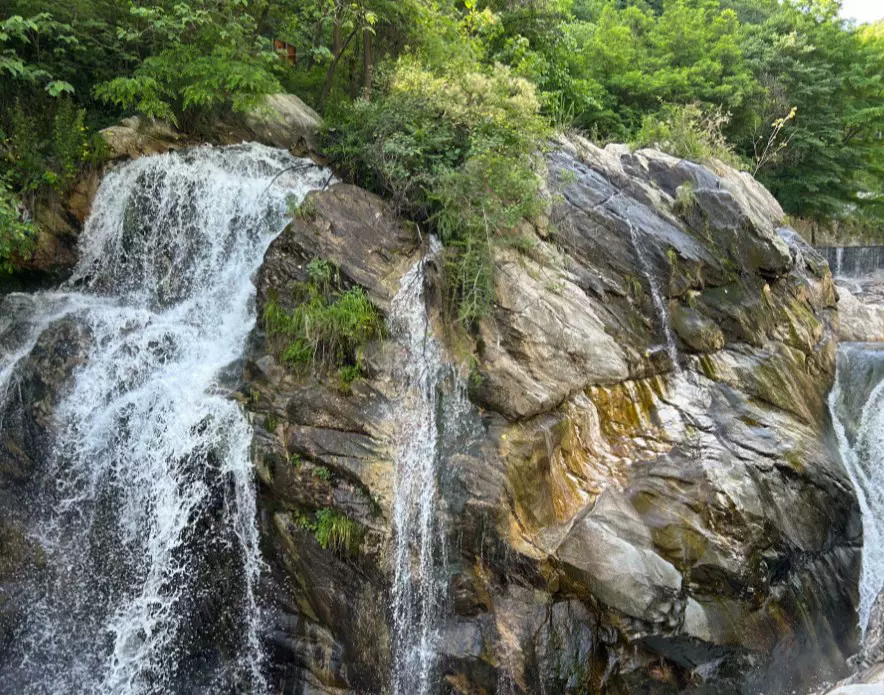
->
[[244, 93, 321, 154], [99, 93, 321, 161], [245, 138, 860, 694], [98, 116, 184, 160], [244, 184, 421, 691], [837, 281, 884, 342]]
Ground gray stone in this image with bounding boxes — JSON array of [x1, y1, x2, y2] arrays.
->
[[244, 93, 321, 153], [240, 137, 858, 694], [838, 283, 884, 342]]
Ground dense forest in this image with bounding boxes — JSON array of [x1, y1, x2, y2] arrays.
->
[[1, 0, 882, 317]]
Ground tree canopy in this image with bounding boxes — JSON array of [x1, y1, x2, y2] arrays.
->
[[1, 0, 882, 293]]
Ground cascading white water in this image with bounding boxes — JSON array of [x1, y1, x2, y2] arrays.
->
[[389, 239, 460, 695], [0, 144, 328, 694], [624, 219, 680, 371], [829, 343, 884, 635]]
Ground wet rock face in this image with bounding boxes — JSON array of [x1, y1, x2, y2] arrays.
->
[[0, 300, 91, 645], [247, 142, 858, 694], [836, 277, 884, 343], [244, 184, 420, 693]]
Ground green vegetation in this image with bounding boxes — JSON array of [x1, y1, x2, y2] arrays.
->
[[634, 103, 741, 169], [1, 0, 883, 282], [295, 506, 363, 556], [93, 3, 281, 128], [0, 180, 33, 273], [674, 181, 699, 216], [263, 258, 383, 377], [336, 364, 362, 393], [326, 57, 550, 323], [312, 465, 332, 481], [314, 508, 361, 554]]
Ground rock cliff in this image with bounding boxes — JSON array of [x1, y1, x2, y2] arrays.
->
[[243, 136, 860, 694]]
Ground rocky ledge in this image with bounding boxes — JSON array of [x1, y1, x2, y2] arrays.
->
[[836, 279, 884, 343], [244, 135, 860, 694], [9, 93, 321, 285]]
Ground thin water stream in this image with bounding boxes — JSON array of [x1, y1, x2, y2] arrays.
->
[[389, 238, 473, 695], [624, 219, 680, 371]]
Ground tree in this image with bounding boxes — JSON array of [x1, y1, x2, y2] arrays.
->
[[737, 0, 884, 218], [94, 1, 282, 127]]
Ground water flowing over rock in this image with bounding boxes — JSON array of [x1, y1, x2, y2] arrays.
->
[[821, 247, 884, 279], [1, 125, 866, 693], [830, 345, 884, 635], [0, 144, 329, 693], [390, 238, 451, 695], [821, 301, 884, 692], [244, 136, 861, 695]]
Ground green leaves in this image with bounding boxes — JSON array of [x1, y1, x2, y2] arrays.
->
[[45, 80, 75, 97], [94, 2, 282, 126], [263, 258, 384, 373], [1, 13, 76, 89], [0, 0, 881, 281], [325, 58, 549, 323], [0, 179, 35, 275]]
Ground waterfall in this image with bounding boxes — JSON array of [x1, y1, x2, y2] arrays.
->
[[829, 344, 884, 635], [625, 219, 680, 371], [0, 144, 328, 694], [820, 246, 884, 278], [389, 238, 460, 695]]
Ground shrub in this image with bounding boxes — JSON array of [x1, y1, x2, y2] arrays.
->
[[313, 466, 332, 481], [3, 98, 95, 199], [94, 3, 281, 128], [634, 103, 744, 169], [673, 181, 698, 216], [295, 507, 363, 556], [51, 98, 90, 188], [325, 59, 551, 324], [336, 364, 362, 393], [313, 508, 362, 555], [263, 259, 383, 375], [0, 179, 34, 273]]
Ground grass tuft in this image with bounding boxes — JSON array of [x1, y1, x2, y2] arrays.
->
[[263, 258, 383, 382]]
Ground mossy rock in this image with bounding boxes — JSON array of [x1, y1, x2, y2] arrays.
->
[[671, 302, 725, 353]]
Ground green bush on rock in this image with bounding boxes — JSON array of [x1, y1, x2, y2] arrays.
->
[[295, 507, 363, 557], [0, 179, 34, 273], [324, 59, 550, 325], [263, 258, 383, 377], [313, 508, 361, 555], [633, 103, 744, 169]]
